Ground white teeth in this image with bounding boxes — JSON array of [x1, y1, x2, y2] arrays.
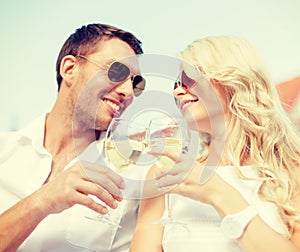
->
[[105, 100, 120, 111], [182, 101, 191, 109], [182, 101, 195, 110]]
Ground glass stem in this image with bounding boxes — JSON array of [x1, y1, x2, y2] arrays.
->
[[164, 194, 171, 219]]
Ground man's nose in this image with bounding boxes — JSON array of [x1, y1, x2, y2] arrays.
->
[[114, 78, 134, 97]]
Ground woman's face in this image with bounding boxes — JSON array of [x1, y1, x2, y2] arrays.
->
[[173, 70, 212, 133]]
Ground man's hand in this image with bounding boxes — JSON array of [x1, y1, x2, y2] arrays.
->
[[38, 161, 125, 215]]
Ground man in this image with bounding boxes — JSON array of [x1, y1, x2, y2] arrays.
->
[[0, 23, 145, 251]]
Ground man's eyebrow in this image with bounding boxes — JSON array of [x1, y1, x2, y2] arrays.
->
[[88, 54, 116, 66], [105, 57, 117, 64]]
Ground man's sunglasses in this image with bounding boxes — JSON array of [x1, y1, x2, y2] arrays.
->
[[174, 70, 196, 90], [77, 55, 146, 96]]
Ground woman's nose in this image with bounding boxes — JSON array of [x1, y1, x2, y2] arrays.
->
[[173, 84, 187, 96]]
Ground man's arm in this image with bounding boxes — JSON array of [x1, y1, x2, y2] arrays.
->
[[0, 161, 125, 251], [0, 190, 48, 251]]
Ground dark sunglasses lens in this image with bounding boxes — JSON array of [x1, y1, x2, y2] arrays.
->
[[132, 76, 146, 96], [108, 61, 145, 96], [173, 81, 180, 90], [108, 62, 130, 82], [182, 71, 196, 88]]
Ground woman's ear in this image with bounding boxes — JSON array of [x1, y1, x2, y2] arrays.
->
[[211, 78, 223, 94], [60, 55, 77, 87], [211, 78, 220, 86]]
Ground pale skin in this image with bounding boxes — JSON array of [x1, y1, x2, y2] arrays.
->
[[0, 38, 140, 251], [130, 81, 300, 252]]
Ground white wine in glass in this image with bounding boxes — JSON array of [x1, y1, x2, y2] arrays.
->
[[148, 115, 190, 225], [105, 118, 150, 172]]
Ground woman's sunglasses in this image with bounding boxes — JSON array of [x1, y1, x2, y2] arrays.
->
[[77, 55, 146, 96], [174, 70, 196, 90]]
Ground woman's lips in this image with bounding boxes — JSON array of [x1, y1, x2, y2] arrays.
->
[[180, 99, 198, 111]]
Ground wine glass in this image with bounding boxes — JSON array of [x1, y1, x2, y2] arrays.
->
[[105, 118, 150, 173], [85, 117, 149, 227], [148, 115, 190, 225]]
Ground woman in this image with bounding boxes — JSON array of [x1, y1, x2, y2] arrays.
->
[[130, 36, 300, 252]]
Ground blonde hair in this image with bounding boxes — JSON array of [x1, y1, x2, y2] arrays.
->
[[178, 36, 300, 236]]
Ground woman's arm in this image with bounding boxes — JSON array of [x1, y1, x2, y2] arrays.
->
[[130, 166, 165, 252], [158, 161, 300, 252], [211, 181, 300, 252]]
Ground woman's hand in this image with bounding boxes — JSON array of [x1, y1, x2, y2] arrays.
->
[[155, 159, 223, 205]]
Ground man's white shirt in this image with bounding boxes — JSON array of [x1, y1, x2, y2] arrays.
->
[[0, 114, 150, 252]]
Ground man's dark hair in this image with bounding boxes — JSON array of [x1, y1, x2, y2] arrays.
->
[[56, 23, 143, 91]]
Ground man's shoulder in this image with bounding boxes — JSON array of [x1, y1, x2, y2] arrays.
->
[[0, 115, 44, 155], [0, 131, 21, 145], [0, 131, 23, 165]]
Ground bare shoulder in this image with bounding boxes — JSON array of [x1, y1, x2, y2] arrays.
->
[[292, 167, 300, 208], [290, 167, 300, 246]]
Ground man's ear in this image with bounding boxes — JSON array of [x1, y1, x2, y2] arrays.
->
[[60, 55, 77, 87]]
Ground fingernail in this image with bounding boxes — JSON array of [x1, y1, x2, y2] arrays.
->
[[102, 208, 108, 214], [118, 191, 123, 200], [113, 201, 118, 208], [155, 161, 163, 168], [120, 181, 126, 189]]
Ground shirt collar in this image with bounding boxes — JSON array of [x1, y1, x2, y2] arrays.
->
[[18, 113, 48, 155], [18, 113, 107, 165], [62, 132, 107, 170]]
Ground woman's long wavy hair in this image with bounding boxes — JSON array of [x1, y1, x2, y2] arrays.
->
[[179, 36, 300, 236]]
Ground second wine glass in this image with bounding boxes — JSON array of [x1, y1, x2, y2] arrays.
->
[[148, 115, 190, 225]]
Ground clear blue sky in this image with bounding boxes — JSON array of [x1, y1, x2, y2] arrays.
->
[[1, 0, 300, 130]]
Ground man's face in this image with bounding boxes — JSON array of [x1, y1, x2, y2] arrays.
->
[[71, 38, 141, 132]]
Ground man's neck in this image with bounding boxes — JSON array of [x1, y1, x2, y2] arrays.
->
[[44, 112, 96, 159]]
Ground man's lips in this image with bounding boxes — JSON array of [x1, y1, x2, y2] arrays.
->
[[103, 98, 123, 114]]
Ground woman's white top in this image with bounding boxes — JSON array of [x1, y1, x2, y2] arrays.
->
[[162, 166, 289, 252]]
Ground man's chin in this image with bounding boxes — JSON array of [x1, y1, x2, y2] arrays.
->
[[99, 115, 117, 131]]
